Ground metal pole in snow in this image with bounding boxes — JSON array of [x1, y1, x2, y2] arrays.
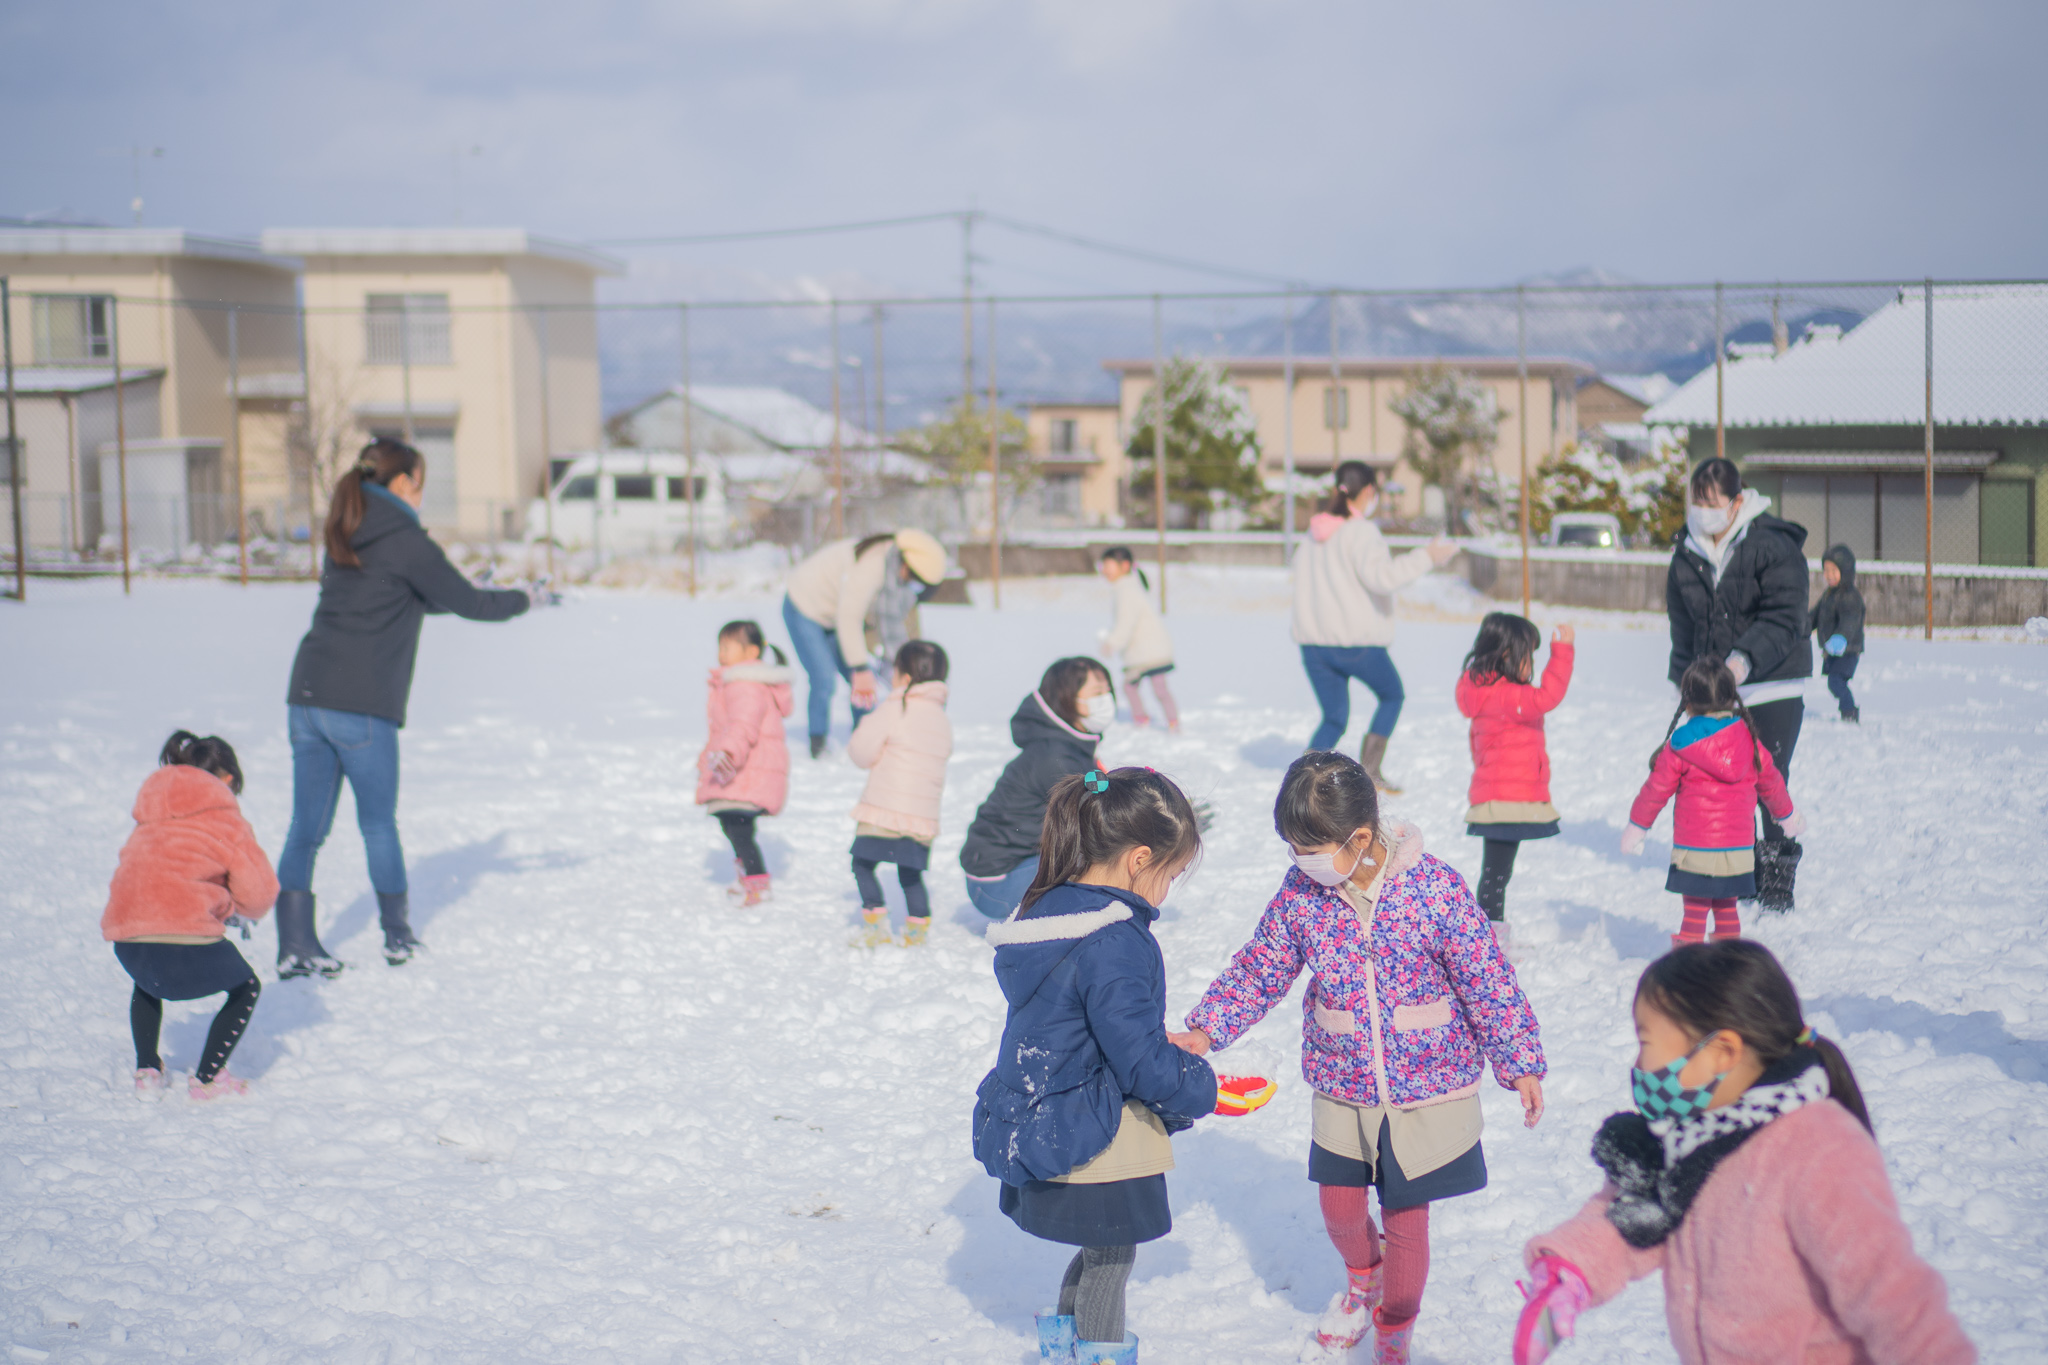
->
[[1924, 278, 1934, 641], [682, 303, 697, 599], [113, 295, 131, 595], [1713, 282, 1725, 464], [538, 307, 560, 578], [4, 279, 23, 601], [988, 296, 1001, 610], [1282, 293, 1295, 561], [1153, 294, 1167, 615], [297, 299, 317, 578], [830, 296, 844, 539], [1518, 285, 1530, 617], [230, 307, 247, 585]]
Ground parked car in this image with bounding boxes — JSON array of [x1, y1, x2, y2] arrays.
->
[[1543, 511, 1625, 551], [526, 452, 733, 552]]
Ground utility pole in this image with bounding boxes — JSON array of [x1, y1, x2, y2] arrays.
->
[[1713, 282, 1725, 464], [230, 306, 246, 584], [296, 296, 317, 578], [987, 296, 1001, 609], [1152, 294, 1168, 615], [399, 295, 416, 445], [681, 302, 697, 598], [1517, 285, 1530, 616], [538, 307, 559, 578], [830, 296, 844, 538], [112, 294, 131, 595], [871, 304, 886, 449], [3, 279, 22, 601], [1923, 278, 1935, 640], [1282, 293, 1296, 560], [1328, 291, 1342, 469], [961, 210, 978, 412]]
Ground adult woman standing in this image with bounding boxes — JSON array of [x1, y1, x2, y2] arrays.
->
[[781, 529, 947, 759], [1291, 461, 1456, 792], [276, 439, 531, 979], [1665, 456, 1812, 911]]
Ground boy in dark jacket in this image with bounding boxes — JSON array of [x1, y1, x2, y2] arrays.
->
[[1808, 544, 1866, 722]]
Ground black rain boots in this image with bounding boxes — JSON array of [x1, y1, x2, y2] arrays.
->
[[274, 891, 345, 980], [378, 892, 423, 966], [1755, 839, 1803, 914]]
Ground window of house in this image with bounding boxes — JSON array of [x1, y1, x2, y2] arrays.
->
[[365, 293, 453, 365], [32, 295, 112, 362], [613, 475, 656, 500], [560, 476, 597, 500], [1049, 418, 1077, 454], [1323, 386, 1350, 430], [1041, 473, 1082, 518], [667, 476, 708, 502]]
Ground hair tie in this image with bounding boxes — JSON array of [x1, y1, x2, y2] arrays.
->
[[356, 460, 377, 477], [1795, 1025, 1815, 1046], [1082, 771, 1109, 795]]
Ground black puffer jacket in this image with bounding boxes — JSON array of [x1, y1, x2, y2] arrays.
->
[[1666, 511, 1813, 687], [287, 488, 528, 726], [1808, 544, 1866, 657], [958, 691, 1102, 878]]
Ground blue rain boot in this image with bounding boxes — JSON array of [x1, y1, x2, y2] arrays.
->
[[1034, 1309, 1076, 1362], [1073, 1332, 1138, 1364]]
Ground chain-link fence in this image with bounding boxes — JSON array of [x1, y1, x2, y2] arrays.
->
[[4, 277, 2042, 623]]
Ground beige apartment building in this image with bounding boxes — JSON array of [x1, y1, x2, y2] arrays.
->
[[265, 229, 620, 540], [1103, 355, 1596, 522], [1023, 401, 1124, 524]]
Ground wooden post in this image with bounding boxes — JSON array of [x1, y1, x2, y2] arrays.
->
[[1282, 292, 1296, 560], [297, 298, 317, 578], [830, 296, 844, 538], [1518, 285, 1530, 617], [230, 306, 246, 585], [681, 303, 697, 598], [1713, 282, 1725, 464], [1153, 294, 1168, 615], [871, 304, 886, 449], [538, 307, 558, 577], [988, 296, 1001, 609], [3, 279, 22, 601], [1924, 278, 1935, 640], [113, 294, 131, 595]]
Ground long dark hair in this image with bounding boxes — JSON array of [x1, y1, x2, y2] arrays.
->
[[325, 438, 424, 567], [718, 619, 788, 666], [159, 729, 244, 795], [1689, 457, 1742, 505], [1463, 611, 1541, 685], [1100, 544, 1150, 590], [1275, 750, 1379, 849], [893, 640, 948, 708], [1324, 460, 1378, 517], [1637, 940, 1871, 1133], [1038, 655, 1114, 729], [1021, 766, 1203, 911], [1650, 655, 1764, 774]]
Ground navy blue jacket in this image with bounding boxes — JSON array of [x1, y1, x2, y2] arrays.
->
[[972, 883, 1217, 1187], [959, 693, 1102, 878]]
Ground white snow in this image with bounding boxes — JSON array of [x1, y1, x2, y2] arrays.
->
[[3, 567, 2045, 1363]]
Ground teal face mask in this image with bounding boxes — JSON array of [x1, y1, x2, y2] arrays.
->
[[1631, 1039, 1727, 1122]]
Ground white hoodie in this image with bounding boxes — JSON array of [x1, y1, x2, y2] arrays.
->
[[1290, 512, 1435, 648], [1101, 573, 1174, 677]]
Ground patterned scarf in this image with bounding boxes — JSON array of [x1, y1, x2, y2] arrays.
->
[[873, 545, 922, 662], [1593, 1048, 1833, 1248]]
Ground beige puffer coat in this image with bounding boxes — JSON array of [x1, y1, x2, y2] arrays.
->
[[848, 680, 954, 840]]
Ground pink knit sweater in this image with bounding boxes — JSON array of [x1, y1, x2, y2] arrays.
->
[[1528, 1098, 1974, 1365]]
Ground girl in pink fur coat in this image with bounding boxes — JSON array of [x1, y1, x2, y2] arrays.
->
[[1515, 940, 1973, 1365], [696, 620, 794, 907], [847, 640, 953, 947]]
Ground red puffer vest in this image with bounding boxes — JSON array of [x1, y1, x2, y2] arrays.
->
[[1629, 714, 1793, 852], [1456, 642, 1572, 806]]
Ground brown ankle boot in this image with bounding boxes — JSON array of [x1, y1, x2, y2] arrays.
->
[[1358, 733, 1402, 795]]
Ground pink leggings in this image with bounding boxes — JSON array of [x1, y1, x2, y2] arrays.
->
[[1126, 673, 1179, 728], [1678, 896, 1740, 942], [1319, 1185, 1430, 1327]]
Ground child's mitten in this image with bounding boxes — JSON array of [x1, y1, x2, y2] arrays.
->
[[1514, 1254, 1592, 1365], [1619, 824, 1647, 856], [1825, 633, 1848, 657], [708, 751, 737, 785], [1780, 809, 1807, 838]]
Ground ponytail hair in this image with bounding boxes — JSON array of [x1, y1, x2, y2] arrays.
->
[[159, 729, 244, 795], [893, 639, 948, 698], [1021, 766, 1203, 912], [1325, 460, 1377, 517], [325, 438, 425, 568], [1636, 940, 1872, 1133], [718, 618, 787, 666], [1652, 655, 1764, 774], [1099, 544, 1149, 590]]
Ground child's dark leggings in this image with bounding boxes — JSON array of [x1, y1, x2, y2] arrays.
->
[[716, 811, 767, 877], [1824, 656, 1859, 714], [1058, 1244, 1136, 1343], [132, 980, 260, 1083], [1476, 839, 1519, 921], [853, 857, 929, 918]]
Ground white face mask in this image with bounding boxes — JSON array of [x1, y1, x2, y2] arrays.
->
[[1079, 692, 1116, 732], [1687, 501, 1733, 540], [1355, 493, 1378, 520], [1290, 832, 1375, 888]]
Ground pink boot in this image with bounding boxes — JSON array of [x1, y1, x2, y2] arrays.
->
[[189, 1071, 249, 1103], [1309, 1262, 1382, 1350], [134, 1067, 168, 1099], [1372, 1309, 1415, 1365], [734, 874, 773, 907]]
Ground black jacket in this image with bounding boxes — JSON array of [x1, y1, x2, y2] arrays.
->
[[1666, 511, 1813, 687], [287, 488, 528, 726], [1808, 544, 1866, 657], [959, 692, 1102, 878]]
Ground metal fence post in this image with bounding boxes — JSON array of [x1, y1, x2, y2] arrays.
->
[[1518, 284, 1530, 616], [3, 279, 22, 601], [987, 295, 1001, 609], [113, 294, 131, 595], [297, 300, 317, 578], [1923, 278, 1934, 640], [871, 304, 886, 449], [1713, 281, 1725, 464], [1153, 293, 1167, 615], [830, 296, 844, 538], [681, 302, 696, 598], [230, 306, 246, 585], [1282, 292, 1295, 560]]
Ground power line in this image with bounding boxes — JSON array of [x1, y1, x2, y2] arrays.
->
[[979, 212, 1315, 289], [593, 210, 961, 247]]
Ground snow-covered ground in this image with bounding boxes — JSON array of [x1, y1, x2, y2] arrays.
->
[[2, 567, 2044, 1364]]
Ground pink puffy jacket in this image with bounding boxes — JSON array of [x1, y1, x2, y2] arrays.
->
[[1186, 826, 1545, 1109], [695, 662, 794, 815], [1456, 642, 1572, 807], [847, 681, 952, 840], [1529, 1098, 1975, 1365], [102, 766, 278, 941], [1630, 713, 1792, 852]]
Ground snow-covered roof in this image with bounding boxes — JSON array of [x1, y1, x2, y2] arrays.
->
[[1596, 373, 1677, 407], [1646, 284, 2048, 428], [2, 365, 165, 394], [0, 228, 292, 271], [647, 384, 873, 451], [260, 228, 622, 275]]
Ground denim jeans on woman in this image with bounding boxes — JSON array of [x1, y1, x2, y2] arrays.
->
[[781, 593, 873, 740], [278, 704, 407, 896], [1300, 645, 1405, 751]]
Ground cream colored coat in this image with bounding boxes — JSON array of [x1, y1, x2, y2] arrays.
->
[[785, 536, 892, 668], [1290, 514, 1434, 647], [1101, 573, 1173, 680], [847, 681, 953, 841]]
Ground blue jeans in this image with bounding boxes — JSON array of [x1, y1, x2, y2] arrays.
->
[[965, 855, 1040, 920], [782, 593, 872, 739], [1823, 654, 1858, 713], [1301, 645, 1405, 750], [279, 705, 407, 896]]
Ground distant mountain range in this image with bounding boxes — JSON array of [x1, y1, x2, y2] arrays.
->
[[596, 267, 1882, 430]]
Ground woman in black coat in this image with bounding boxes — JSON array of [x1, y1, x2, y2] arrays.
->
[[1665, 456, 1812, 910], [275, 439, 531, 978]]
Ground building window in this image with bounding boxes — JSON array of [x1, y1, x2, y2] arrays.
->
[[613, 475, 656, 500], [365, 293, 453, 365], [1323, 386, 1349, 430], [32, 295, 111, 362], [666, 476, 708, 502], [1049, 418, 1077, 454], [1041, 473, 1082, 518]]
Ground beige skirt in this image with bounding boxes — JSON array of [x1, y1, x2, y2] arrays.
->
[[1311, 1090, 1483, 1182], [1052, 1100, 1175, 1185]]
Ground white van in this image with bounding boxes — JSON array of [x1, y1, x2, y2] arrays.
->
[[527, 452, 734, 552], [1543, 511, 1625, 551]]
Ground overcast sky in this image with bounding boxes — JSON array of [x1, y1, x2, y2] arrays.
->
[[4, 1, 2042, 300]]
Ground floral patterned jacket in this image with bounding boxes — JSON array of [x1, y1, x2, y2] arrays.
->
[[1185, 825, 1545, 1109]]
